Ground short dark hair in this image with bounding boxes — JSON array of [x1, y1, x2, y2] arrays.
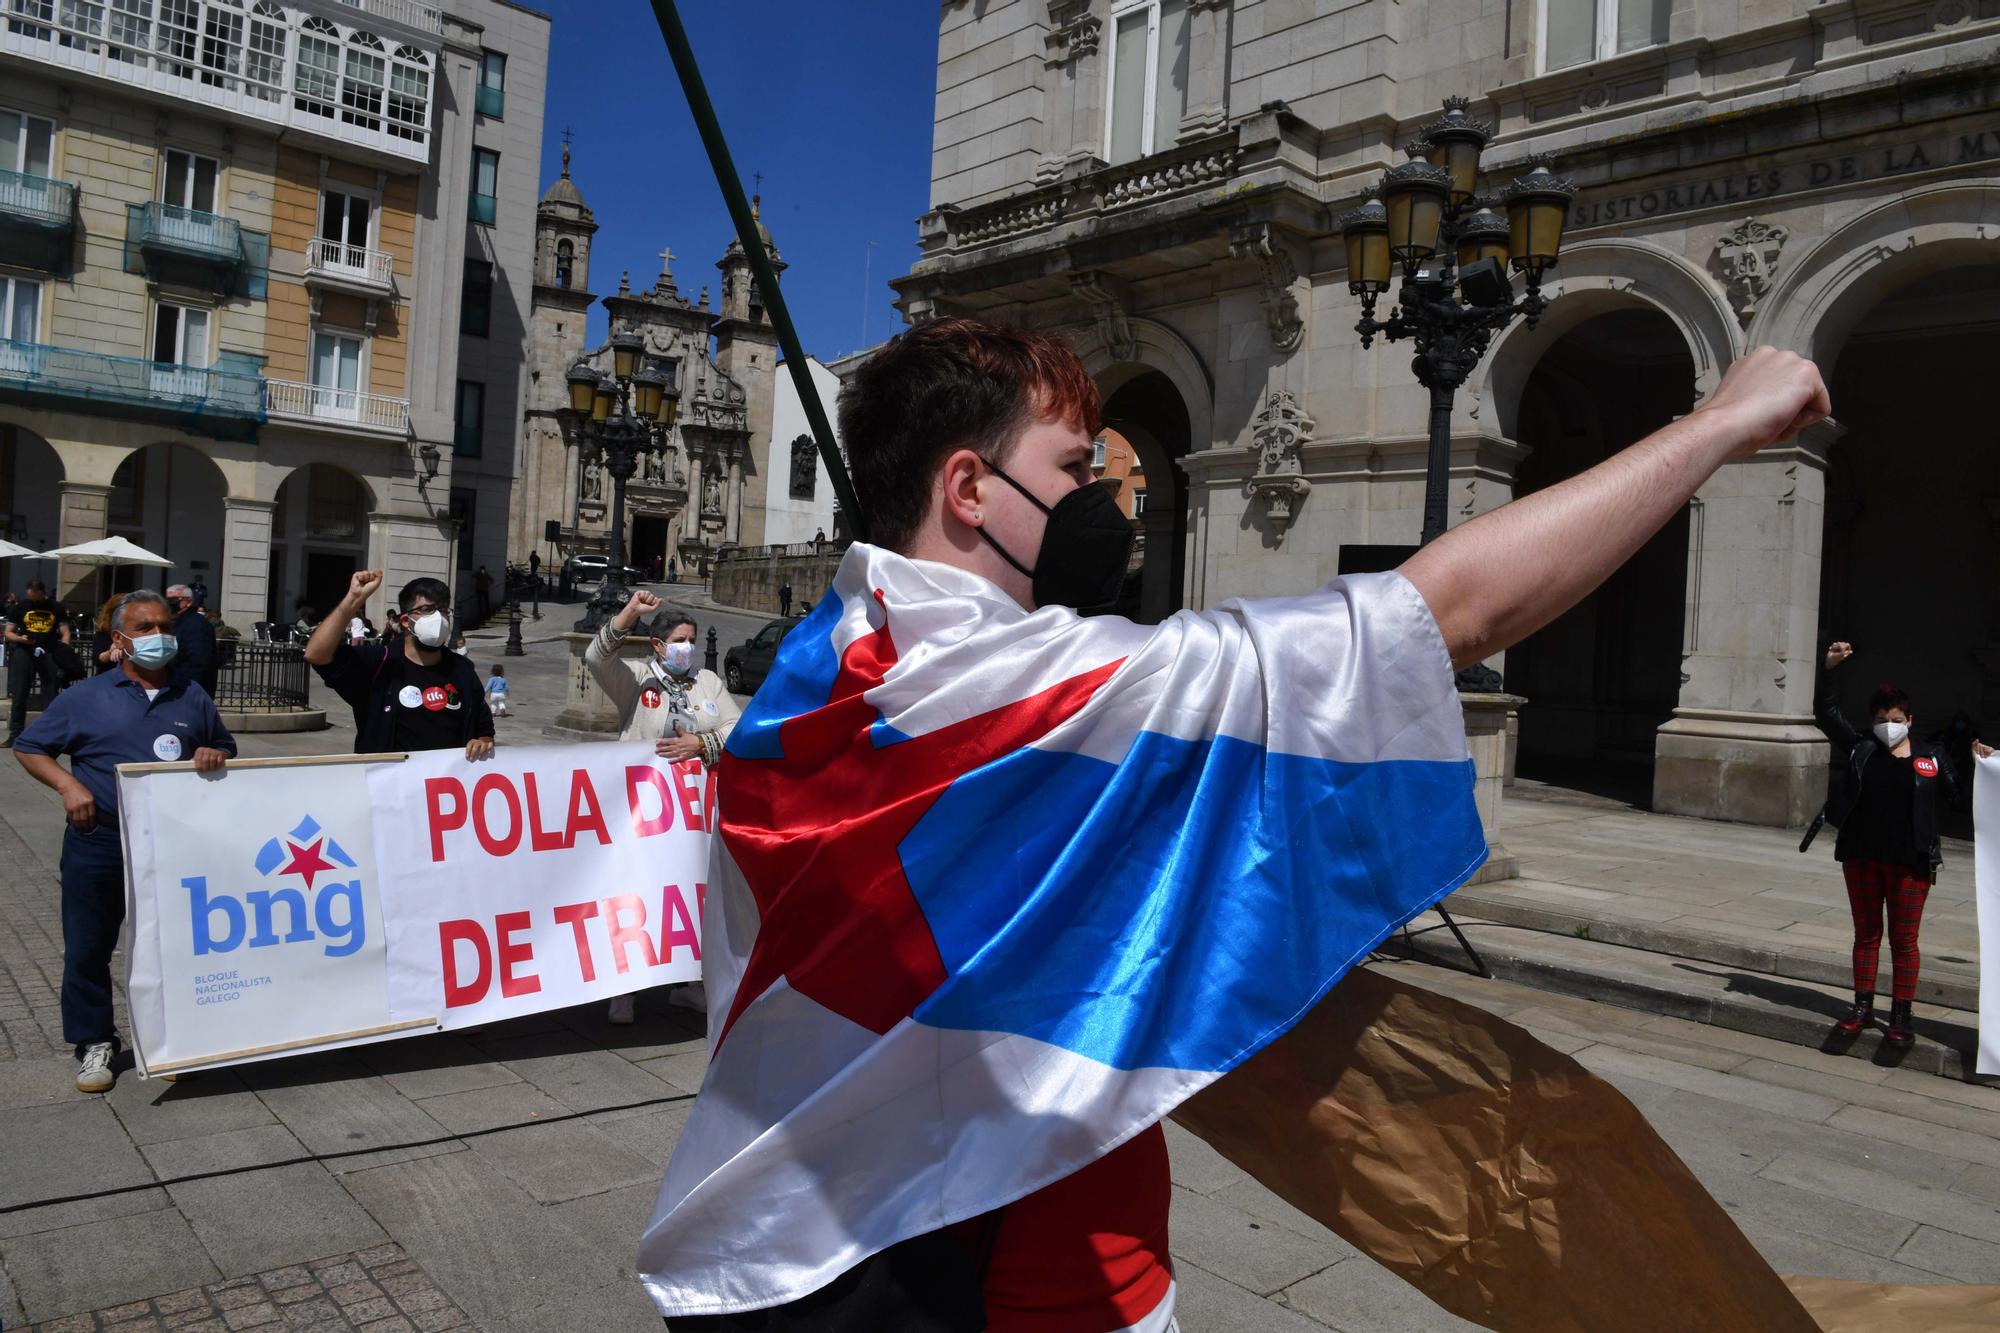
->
[[399, 577, 451, 613], [1869, 681, 1912, 717], [838, 318, 1100, 552], [650, 612, 696, 639], [490, 664, 504, 675], [24, 579, 46, 595]]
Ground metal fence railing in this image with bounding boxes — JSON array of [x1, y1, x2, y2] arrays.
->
[[213, 640, 311, 712]]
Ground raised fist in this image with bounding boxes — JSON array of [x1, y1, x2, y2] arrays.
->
[[347, 569, 385, 604], [1698, 346, 1832, 458], [626, 589, 663, 617], [1824, 641, 1854, 671]]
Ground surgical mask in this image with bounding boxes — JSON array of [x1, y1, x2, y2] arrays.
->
[[975, 462, 1134, 611], [1873, 721, 1909, 749], [659, 641, 696, 676], [408, 610, 452, 649], [125, 632, 178, 669]]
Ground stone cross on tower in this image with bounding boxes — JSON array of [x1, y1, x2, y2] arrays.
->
[[658, 244, 676, 280]]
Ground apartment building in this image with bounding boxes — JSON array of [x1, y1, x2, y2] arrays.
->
[[896, 0, 2000, 827], [0, 0, 548, 631]]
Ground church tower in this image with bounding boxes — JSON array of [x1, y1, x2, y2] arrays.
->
[[712, 193, 784, 546], [511, 144, 600, 563]]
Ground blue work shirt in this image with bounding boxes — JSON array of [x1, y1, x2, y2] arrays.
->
[[14, 669, 237, 820]]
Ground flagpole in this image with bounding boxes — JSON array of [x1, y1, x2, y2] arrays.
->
[[648, 0, 868, 541]]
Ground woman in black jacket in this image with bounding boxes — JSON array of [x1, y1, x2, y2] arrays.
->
[[1816, 641, 1992, 1047]]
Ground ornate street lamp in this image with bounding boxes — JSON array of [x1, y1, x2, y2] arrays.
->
[[557, 332, 683, 627], [1342, 96, 1576, 550]]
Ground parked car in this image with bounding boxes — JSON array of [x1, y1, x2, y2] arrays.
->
[[723, 617, 803, 695], [562, 555, 643, 588]]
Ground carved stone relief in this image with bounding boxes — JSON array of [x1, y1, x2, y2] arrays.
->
[[1245, 387, 1313, 538], [1711, 218, 1790, 327]]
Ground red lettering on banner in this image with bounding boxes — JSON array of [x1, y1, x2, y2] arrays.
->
[[440, 919, 492, 1007], [554, 900, 600, 982], [472, 772, 523, 856], [523, 772, 567, 852], [426, 778, 467, 862], [660, 884, 701, 962], [702, 764, 718, 833], [604, 893, 660, 974], [696, 881, 707, 926], [671, 760, 705, 831], [566, 769, 611, 847], [626, 765, 676, 838], [495, 910, 541, 998]]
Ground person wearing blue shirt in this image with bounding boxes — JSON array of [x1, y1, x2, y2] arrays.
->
[[14, 589, 235, 1094]]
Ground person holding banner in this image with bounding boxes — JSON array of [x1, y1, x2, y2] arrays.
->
[[587, 588, 737, 1024], [305, 571, 495, 762], [13, 589, 234, 1093], [638, 321, 1831, 1331]]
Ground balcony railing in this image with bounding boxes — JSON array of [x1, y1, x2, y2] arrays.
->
[[0, 338, 264, 437], [341, 0, 444, 36], [265, 378, 410, 434], [476, 84, 504, 118], [133, 200, 241, 262], [469, 193, 497, 226], [0, 168, 75, 230], [124, 202, 267, 297], [305, 237, 395, 292], [0, 167, 76, 273]]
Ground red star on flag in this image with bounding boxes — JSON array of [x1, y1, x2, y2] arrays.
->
[[279, 837, 337, 890], [715, 592, 1120, 1050]]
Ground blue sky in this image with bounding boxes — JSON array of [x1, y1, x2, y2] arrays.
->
[[534, 1, 939, 361]]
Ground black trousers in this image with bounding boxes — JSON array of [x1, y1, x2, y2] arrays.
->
[[8, 649, 63, 737], [665, 1229, 989, 1333]]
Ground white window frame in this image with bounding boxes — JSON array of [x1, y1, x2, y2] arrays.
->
[[1130, 488, 1148, 516], [308, 323, 367, 419], [1102, 0, 1190, 166], [0, 271, 44, 343], [153, 299, 210, 365], [318, 181, 377, 250], [1537, 0, 1670, 75], [1091, 436, 1107, 471], [160, 145, 221, 211], [0, 106, 56, 178]]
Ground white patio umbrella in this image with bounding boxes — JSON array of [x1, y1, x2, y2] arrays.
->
[[31, 535, 173, 568], [0, 538, 38, 559]]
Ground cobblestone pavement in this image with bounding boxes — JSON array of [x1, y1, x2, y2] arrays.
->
[[24, 1244, 471, 1332]]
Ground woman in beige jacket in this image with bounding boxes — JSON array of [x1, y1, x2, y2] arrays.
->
[[585, 588, 740, 1022]]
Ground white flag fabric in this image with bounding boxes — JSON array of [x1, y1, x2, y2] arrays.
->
[[1975, 752, 2000, 1078]]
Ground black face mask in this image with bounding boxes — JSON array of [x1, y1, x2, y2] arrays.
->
[[975, 463, 1135, 611]]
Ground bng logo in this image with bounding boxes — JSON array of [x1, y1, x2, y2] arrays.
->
[[182, 816, 367, 958]]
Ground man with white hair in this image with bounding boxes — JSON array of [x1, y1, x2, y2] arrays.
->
[[165, 582, 217, 699], [15, 589, 234, 1092]]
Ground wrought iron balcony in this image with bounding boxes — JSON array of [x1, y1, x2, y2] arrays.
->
[[265, 378, 410, 436], [304, 237, 396, 297], [0, 168, 77, 273], [0, 339, 264, 440], [124, 202, 269, 298]]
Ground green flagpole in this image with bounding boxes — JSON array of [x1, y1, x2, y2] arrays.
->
[[648, 0, 869, 541]]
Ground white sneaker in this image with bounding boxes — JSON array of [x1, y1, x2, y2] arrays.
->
[[607, 994, 636, 1025], [75, 1041, 115, 1093]]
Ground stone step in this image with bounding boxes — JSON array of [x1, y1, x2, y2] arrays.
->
[[1385, 909, 1988, 1083], [1446, 882, 1982, 1013]]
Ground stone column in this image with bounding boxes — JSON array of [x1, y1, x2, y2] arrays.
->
[[55, 482, 111, 611], [726, 452, 745, 546], [1043, 1, 1106, 175], [1653, 420, 1840, 827], [1178, 0, 1230, 141], [220, 497, 277, 632]]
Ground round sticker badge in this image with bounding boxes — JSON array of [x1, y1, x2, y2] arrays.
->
[[641, 689, 663, 710], [398, 685, 424, 709], [422, 686, 449, 712], [152, 733, 183, 761], [702, 699, 719, 715]]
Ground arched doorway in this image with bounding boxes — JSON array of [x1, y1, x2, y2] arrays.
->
[[0, 423, 62, 592], [104, 442, 228, 599], [1100, 369, 1189, 624], [1506, 307, 1696, 803], [270, 464, 374, 624], [1819, 262, 2000, 836]]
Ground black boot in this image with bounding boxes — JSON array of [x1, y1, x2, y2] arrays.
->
[[1884, 1000, 1915, 1049], [1835, 992, 1874, 1036]]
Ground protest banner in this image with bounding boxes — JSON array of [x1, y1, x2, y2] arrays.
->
[[118, 743, 710, 1076]]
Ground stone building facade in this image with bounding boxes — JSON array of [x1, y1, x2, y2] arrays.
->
[[510, 163, 782, 577], [0, 0, 549, 631], [894, 0, 2000, 828]]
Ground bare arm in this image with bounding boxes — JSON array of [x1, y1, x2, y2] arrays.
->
[[1402, 346, 1829, 669], [305, 569, 383, 667], [17, 751, 96, 830]]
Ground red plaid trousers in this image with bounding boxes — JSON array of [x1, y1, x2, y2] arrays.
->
[[1841, 859, 1932, 1003]]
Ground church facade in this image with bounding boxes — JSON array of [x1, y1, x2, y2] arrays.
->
[[511, 151, 780, 577], [894, 0, 2000, 829]]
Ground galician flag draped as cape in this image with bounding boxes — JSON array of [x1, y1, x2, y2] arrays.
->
[[638, 543, 1489, 1319]]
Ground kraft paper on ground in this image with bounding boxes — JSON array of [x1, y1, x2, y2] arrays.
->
[[1172, 966, 1822, 1332]]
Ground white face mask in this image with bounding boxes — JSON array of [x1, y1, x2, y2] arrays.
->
[[408, 609, 452, 649], [1872, 721, 1910, 749]]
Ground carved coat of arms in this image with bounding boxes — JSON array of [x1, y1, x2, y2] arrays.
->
[[1713, 218, 1789, 327]]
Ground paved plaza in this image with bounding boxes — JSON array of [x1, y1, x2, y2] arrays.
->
[[2, 600, 1996, 1330]]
